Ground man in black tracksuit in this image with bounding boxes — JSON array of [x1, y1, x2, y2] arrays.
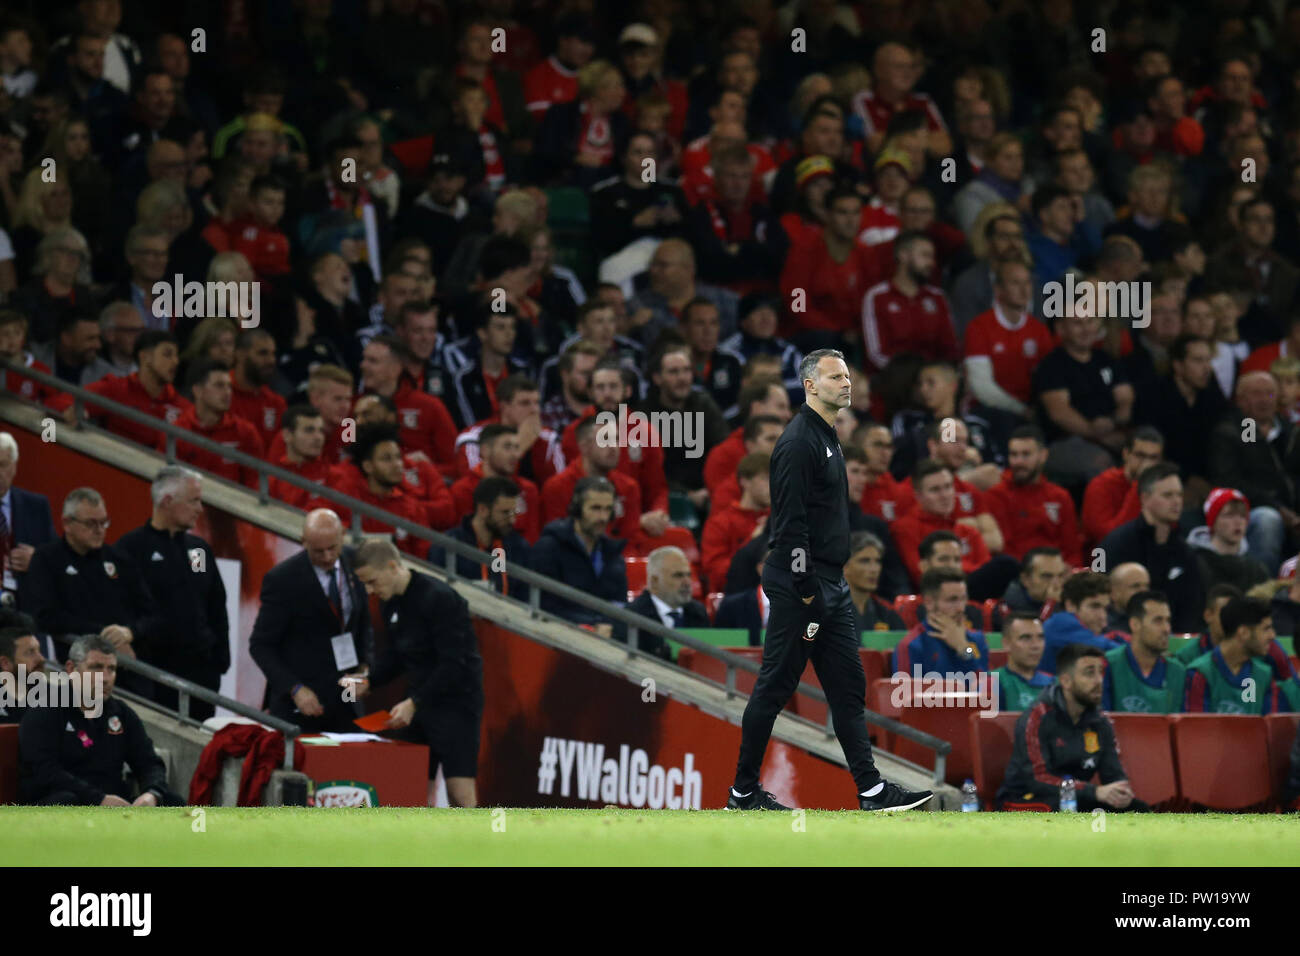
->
[[998, 643, 1148, 812], [728, 348, 934, 812], [351, 539, 485, 809]]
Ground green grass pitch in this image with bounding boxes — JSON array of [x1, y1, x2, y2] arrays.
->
[[1, 808, 1295, 865]]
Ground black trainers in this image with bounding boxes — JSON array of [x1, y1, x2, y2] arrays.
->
[[858, 781, 934, 812], [725, 787, 792, 810]]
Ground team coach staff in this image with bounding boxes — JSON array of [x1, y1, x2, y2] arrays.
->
[[727, 349, 934, 812]]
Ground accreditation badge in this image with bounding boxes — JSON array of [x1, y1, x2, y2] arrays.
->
[[1083, 730, 1100, 753]]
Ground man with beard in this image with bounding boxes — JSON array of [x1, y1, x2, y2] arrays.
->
[[59, 332, 192, 448], [0, 613, 47, 724], [348, 394, 456, 531], [1001, 547, 1067, 619], [998, 644, 1146, 811], [229, 328, 287, 450], [1102, 590, 1184, 714], [359, 335, 458, 472], [327, 424, 430, 558], [450, 424, 541, 543], [427, 476, 531, 601], [986, 425, 1083, 566], [164, 360, 265, 489], [637, 345, 729, 509], [861, 231, 958, 373]]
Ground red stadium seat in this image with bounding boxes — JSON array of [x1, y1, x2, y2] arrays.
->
[[981, 598, 1001, 632], [0, 724, 18, 805], [860, 649, 888, 687], [706, 592, 725, 622], [988, 649, 1008, 670], [1265, 714, 1300, 806], [1170, 715, 1272, 810], [625, 557, 648, 592], [656, 525, 701, 569], [1107, 713, 1178, 808], [893, 595, 921, 629], [969, 710, 1020, 809], [870, 675, 984, 784]]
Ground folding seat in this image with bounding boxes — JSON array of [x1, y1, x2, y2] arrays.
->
[[1264, 714, 1300, 807], [1107, 713, 1178, 808], [969, 710, 1020, 809], [1170, 715, 1271, 810]]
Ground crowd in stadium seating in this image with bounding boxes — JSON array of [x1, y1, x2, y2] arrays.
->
[[3, 0, 1300, 805]]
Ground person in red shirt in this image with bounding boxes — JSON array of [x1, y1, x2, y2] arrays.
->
[[542, 416, 642, 544], [267, 404, 332, 509], [229, 175, 290, 279], [164, 359, 265, 488], [861, 231, 958, 372], [679, 110, 776, 206], [229, 328, 286, 450], [1239, 313, 1300, 375], [963, 260, 1055, 418], [360, 335, 458, 471], [264, 363, 352, 466], [65, 331, 192, 446], [352, 394, 456, 530], [892, 461, 992, 587], [781, 185, 890, 342], [456, 375, 565, 488], [858, 422, 913, 521], [325, 424, 429, 558], [523, 14, 594, 119], [851, 41, 950, 156], [700, 452, 770, 592], [1081, 426, 1164, 548], [450, 423, 541, 542], [0, 310, 54, 405], [898, 418, 1004, 552], [986, 425, 1084, 566], [858, 150, 910, 247]]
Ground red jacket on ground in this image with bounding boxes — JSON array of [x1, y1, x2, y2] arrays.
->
[[559, 406, 668, 513], [1081, 467, 1141, 549], [450, 464, 541, 543], [891, 509, 991, 585], [230, 381, 287, 451], [162, 407, 265, 488], [985, 471, 1083, 566], [541, 460, 642, 543], [700, 502, 768, 592]]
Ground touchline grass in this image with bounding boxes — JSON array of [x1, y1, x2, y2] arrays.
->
[[0, 808, 1294, 866]]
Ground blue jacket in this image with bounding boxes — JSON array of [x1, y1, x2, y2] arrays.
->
[[1042, 611, 1122, 673], [529, 518, 628, 627], [892, 622, 990, 677]]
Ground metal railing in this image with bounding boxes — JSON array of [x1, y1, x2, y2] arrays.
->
[[7, 360, 952, 777]]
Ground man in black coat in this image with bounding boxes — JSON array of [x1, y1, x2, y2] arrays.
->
[[351, 539, 484, 808], [0, 431, 57, 614], [249, 509, 371, 733], [620, 545, 708, 660], [427, 476, 532, 602], [116, 466, 228, 720], [1099, 463, 1204, 633]]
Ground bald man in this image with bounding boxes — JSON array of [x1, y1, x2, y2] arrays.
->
[[627, 239, 738, 348], [1107, 562, 1150, 632], [249, 509, 373, 731]]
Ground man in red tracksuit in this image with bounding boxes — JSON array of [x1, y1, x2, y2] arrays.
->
[[353, 394, 457, 531], [164, 359, 264, 488], [450, 423, 542, 542], [63, 331, 191, 447], [986, 425, 1084, 566], [264, 364, 353, 466], [229, 328, 286, 450], [1081, 427, 1164, 547], [891, 461, 991, 585], [859, 423, 913, 521], [361, 335, 458, 472], [542, 416, 641, 543], [268, 404, 333, 508], [860, 231, 959, 372], [707, 414, 785, 512], [701, 452, 770, 592], [455, 375, 564, 488], [324, 424, 430, 557]]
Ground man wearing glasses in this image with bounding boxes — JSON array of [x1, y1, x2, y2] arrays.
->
[[20, 488, 161, 667]]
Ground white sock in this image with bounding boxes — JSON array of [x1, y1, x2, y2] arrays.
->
[[731, 787, 752, 798], [860, 783, 884, 798]]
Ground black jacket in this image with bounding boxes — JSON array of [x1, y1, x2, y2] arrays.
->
[[248, 549, 372, 722], [588, 175, 690, 258], [997, 684, 1128, 807], [370, 571, 483, 710], [715, 588, 764, 646], [427, 517, 532, 603], [765, 403, 850, 585], [8, 486, 56, 601], [20, 696, 168, 805], [529, 518, 628, 627], [21, 538, 166, 654], [1207, 410, 1300, 511], [636, 388, 730, 492], [618, 589, 708, 659], [1099, 515, 1205, 633], [115, 522, 229, 679]]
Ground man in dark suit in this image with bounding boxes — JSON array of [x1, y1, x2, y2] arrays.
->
[[0, 432, 57, 613], [250, 509, 372, 732], [621, 546, 708, 660]]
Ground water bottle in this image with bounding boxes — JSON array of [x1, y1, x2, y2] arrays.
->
[[1059, 776, 1077, 813], [961, 779, 979, 812]]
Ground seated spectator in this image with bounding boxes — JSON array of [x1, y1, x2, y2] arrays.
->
[[29, 308, 107, 393], [1187, 488, 1271, 593], [1081, 427, 1163, 547], [719, 293, 804, 405], [1100, 463, 1204, 632], [1026, 184, 1094, 290], [896, 417, 1002, 549], [0, 310, 55, 405], [911, 531, 984, 631], [986, 425, 1083, 566], [59, 331, 191, 448], [1269, 574, 1300, 639], [530, 476, 629, 633], [540, 302, 645, 407], [9, 226, 93, 346], [359, 335, 458, 472], [637, 344, 729, 507], [0, 612, 45, 725], [852, 41, 950, 157], [540, 341, 602, 433], [626, 239, 739, 350], [1103, 590, 1184, 713], [952, 133, 1030, 235], [1184, 596, 1282, 714], [858, 423, 910, 522], [1053, 147, 1116, 238], [449, 310, 531, 430], [995, 612, 1053, 711], [1204, 197, 1298, 348], [458, 374, 564, 488], [228, 174, 290, 280], [997, 643, 1146, 812], [680, 298, 744, 414], [892, 367, 1001, 489], [687, 143, 781, 294], [701, 452, 770, 593], [326, 424, 430, 558], [453, 424, 542, 543], [892, 567, 990, 677], [861, 231, 958, 373], [858, 149, 909, 248], [229, 328, 286, 451], [1174, 583, 1242, 665], [428, 476, 532, 602], [165, 359, 265, 489], [1141, 334, 1229, 491], [522, 13, 594, 121], [20, 633, 183, 806], [1002, 547, 1068, 619], [1032, 306, 1134, 487], [704, 373, 789, 508], [392, 300, 460, 405], [1239, 312, 1300, 377], [351, 262, 424, 360], [349, 395, 456, 531], [266, 364, 353, 466], [844, 531, 905, 634], [1042, 571, 1123, 673], [589, 130, 688, 260], [267, 405, 332, 508], [620, 545, 707, 660], [542, 416, 640, 544], [1124, 292, 1184, 411], [1106, 562, 1151, 633], [1207, 371, 1297, 572], [949, 208, 1029, 338], [536, 59, 628, 189], [295, 134, 388, 269], [394, 153, 488, 278], [1104, 163, 1189, 266]]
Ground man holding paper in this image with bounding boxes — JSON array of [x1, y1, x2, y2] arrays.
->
[[250, 509, 372, 732], [348, 539, 485, 808]]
